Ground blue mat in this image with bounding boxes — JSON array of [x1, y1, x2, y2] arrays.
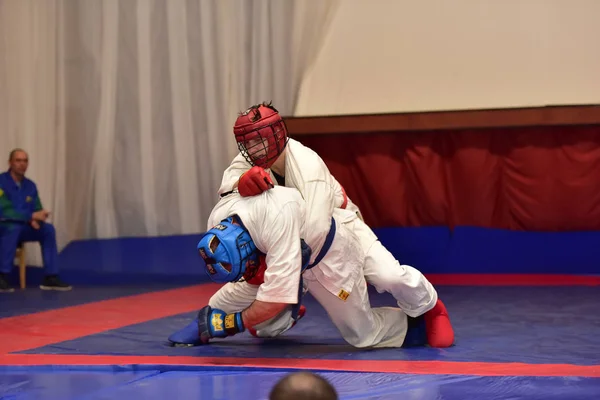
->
[[17, 286, 600, 366]]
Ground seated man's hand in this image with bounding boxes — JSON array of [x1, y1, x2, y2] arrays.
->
[[32, 210, 50, 221], [30, 220, 40, 230]]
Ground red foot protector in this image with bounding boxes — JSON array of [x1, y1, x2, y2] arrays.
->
[[424, 299, 455, 348]]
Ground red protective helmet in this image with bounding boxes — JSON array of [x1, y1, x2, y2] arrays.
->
[[233, 102, 289, 169]]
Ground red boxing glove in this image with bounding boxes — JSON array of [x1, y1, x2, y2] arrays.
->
[[238, 166, 274, 197]]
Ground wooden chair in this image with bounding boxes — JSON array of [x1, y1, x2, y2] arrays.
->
[[15, 244, 27, 289]]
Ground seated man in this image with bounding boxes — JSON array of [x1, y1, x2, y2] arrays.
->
[[0, 149, 71, 292], [169, 186, 453, 348]]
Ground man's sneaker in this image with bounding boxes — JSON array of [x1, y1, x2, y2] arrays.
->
[[40, 275, 72, 291], [0, 273, 15, 293]]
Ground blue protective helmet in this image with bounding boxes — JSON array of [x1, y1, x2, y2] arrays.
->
[[197, 216, 259, 283]]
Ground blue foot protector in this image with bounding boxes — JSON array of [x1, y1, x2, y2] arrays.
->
[[168, 319, 201, 347]]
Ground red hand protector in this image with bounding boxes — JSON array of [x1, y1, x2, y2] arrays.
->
[[238, 166, 274, 197]]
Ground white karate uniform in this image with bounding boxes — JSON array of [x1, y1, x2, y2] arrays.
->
[[218, 138, 437, 319], [207, 187, 408, 348]]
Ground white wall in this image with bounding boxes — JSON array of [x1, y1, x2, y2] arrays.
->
[[294, 0, 600, 116]]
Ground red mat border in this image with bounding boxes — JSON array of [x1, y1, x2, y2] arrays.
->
[[1, 354, 599, 377], [0, 284, 220, 354]]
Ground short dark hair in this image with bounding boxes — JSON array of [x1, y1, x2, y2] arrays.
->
[[9, 148, 27, 161], [238, 101, 280, 118], [269, 371, 338, 400]]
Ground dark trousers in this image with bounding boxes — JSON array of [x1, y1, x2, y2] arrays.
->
[[0, 222, 58, 275]]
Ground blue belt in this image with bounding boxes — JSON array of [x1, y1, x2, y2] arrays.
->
[[307, 217, 336, 269], [293, 218, 336, 322]]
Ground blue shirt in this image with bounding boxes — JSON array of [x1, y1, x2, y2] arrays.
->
[[0, 171, 43, 222]]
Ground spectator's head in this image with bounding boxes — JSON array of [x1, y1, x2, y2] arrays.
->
[[269, 371, 338, 400], [8, 148, 28, 178]]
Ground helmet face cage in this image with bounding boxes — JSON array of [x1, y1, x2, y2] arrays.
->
[[198, 240, 238, 284], [234, 102, 289, 169], [236, 122, 288, 168]]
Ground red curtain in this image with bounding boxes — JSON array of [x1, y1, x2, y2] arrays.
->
[[295, 125, 600, 230]]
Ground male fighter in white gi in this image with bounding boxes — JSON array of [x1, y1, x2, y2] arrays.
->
[[168, 186, 437, 348], [215, 102, 454, 347]]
